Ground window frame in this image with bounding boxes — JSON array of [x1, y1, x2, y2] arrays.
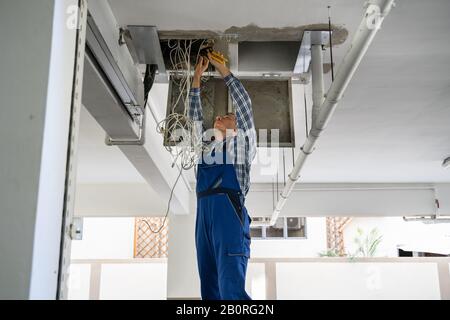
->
[[250, 217, 308, 240]]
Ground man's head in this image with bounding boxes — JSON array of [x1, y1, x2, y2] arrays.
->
[[213, 112, 237, 139]]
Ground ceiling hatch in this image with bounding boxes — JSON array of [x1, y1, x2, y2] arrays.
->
[[123, 27, 329, 147]]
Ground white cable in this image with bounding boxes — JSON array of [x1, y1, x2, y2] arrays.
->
[[150, 40, 213, 234], [157, 39, 211, 171]]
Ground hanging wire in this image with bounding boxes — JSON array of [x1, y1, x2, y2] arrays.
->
[[328, 6, 335, 81], [283, 148, 286, 187], [150, 39, 211, 234], [143, 165, 184, 234], [157, 39, 210, 171]]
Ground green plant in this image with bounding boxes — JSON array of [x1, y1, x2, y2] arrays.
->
[[318, 248, 341, 257], [352, 227, 383, 257]]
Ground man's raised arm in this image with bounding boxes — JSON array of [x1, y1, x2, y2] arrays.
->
[[188, 57, 209, 148], [208, 53, 257, 163], [188, 56, 209, 122]]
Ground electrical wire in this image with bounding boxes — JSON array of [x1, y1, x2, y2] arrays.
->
[[147, 39, 212, 234], [283, 148, 286, 187], [143, 165, 184, 234], [157, 39, 210, 171], [156, 113, 201, 170], [328, 6, 335, 81]]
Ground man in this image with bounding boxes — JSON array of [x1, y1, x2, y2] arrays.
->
[[188, 53, 257, 300]]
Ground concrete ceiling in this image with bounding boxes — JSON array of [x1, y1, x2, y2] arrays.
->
[[78, 0, 450, 185]]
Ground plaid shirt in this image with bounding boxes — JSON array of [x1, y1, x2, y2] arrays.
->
[[188, 73, 257, 195]]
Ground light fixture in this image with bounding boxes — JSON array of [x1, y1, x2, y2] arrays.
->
[[443, 157, 450, 169], [262, 73, 281, 78]]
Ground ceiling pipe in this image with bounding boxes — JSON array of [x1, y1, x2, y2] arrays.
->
[[311, 44, 324, 127], [402, 216, 450, 224], [252, 0, 396, 227]]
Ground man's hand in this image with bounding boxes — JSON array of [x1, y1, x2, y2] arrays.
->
[[192, 56, 209, 88], [207, 52, 231, 78]]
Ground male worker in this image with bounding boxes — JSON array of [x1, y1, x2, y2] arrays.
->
[[188, 53, 257, 300]]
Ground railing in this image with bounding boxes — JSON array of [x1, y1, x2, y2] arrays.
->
[[70, 257, 450, 300]]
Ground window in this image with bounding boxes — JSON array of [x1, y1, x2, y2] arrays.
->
[[250, 217, 307, 239], [134, 217, 169, 258]]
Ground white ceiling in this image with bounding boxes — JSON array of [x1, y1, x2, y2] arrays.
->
[[78, 0, 450, 185], [77, 105, 169, 215], [77, 105, 146, 183]]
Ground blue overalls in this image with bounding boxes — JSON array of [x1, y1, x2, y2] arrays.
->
[[195, 141, 252, 300]]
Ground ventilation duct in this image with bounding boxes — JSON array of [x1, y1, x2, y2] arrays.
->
[[83, 11, 145, 144], [122, 27, 330, 147]]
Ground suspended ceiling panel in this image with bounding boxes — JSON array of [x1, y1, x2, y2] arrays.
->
[[238, 41, 300, 73]]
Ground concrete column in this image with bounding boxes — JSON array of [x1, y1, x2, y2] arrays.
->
[[166, 193, 201, 299], [0, 0, 78, 299]]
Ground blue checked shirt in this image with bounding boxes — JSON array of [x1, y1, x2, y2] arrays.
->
[[188, 73, 257, 195]]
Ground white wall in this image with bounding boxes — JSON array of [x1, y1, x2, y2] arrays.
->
[[0, 0, 77, 299], [68, 217, 168, 300], [75, 183, 166, 217], [99, 263, 167, 300], [246, 183, 440, 217], [277, 262, 441, 300], [67, 264, 91, 300], [71, 218, 135, 259], [251, 218, 327, 258]]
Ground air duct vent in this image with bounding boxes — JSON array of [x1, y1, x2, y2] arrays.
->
[[156, 31, 329, 148]]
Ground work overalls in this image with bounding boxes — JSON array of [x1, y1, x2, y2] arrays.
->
[[195, 141, 252, 300]]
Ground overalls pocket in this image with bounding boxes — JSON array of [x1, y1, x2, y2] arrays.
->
[[225, 196, 251, 258], [225, 193, 244, 227]]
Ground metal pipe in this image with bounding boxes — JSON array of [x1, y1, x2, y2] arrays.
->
[[311, 44, 324, 127], [252, 0, 396, 227], [403, 216, 450, 224]]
